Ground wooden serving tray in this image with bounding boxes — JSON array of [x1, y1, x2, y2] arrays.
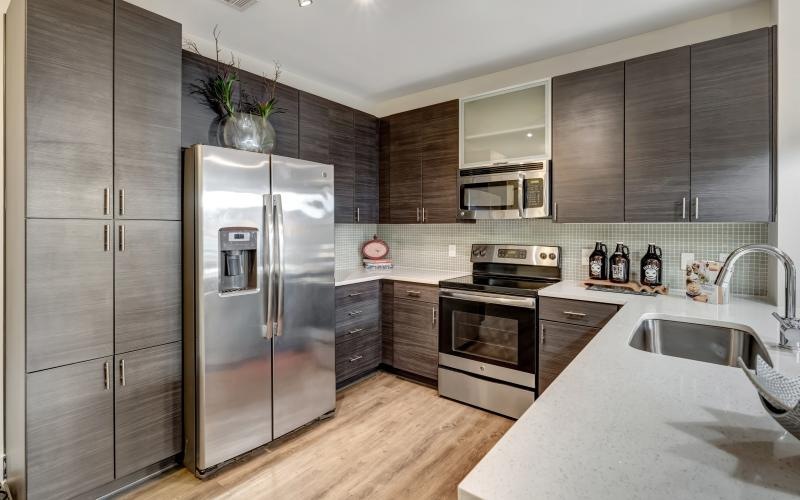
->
[[580, 279, 669, 296]]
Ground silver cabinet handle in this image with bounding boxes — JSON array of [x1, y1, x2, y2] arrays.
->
[[274, 194, 286, 337], [118, 225, 125, 252], [103, 188, 111, 215], [347, 310, 363, 317], [264, 194, 275, 339], [682, 197, 687, 220], [541, 324, 546, 344], [347, 292, 362, 298], [356, 207, 360, 222], [553, 202, 558, 222], [104, 224, 110, 252], [406, 290, 421, 297], [118, 189, 125, 216], [432, 307, 437, 326], [103, 361, 110, 390], [348, 328, 364, 335], [563, 311, 587, 318], [694, 196, 699, 220], [119, 359, 126, 387], [349, 355, 363, 363], [416, 207, 420, 222], [422, 207, 426, 222]]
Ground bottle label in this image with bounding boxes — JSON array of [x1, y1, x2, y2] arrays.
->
[[643, 263, 658, 284], [590, 261, 602, 278], [611, 264, 625, 280]]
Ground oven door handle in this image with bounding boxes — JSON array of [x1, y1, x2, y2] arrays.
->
[[439, 289, 536, 309]]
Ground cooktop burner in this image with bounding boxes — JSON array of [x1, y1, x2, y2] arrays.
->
[[439, 274, 558, 297]]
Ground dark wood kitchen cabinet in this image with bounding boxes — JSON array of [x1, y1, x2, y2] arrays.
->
[[115, 1, 182, 221], [625, 47, 691, 222], [299, 91, 332, 164], [691, 28, 773, 222], [392, 283, 439, 381], [115, 221, 182, 353], [26, 357, 115, 500], [330, 103, 356, 223], [552, 62, 625, 223], [381, 281, 395, 365], [335, 281, 382, 386], [355, 111, 380, 223], [114, 342, 182, 477], [384, 100, 459, 223], [25, 0, 114, 219]]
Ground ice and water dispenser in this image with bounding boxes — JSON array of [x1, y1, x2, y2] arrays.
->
[[219, 227, 258, 293]]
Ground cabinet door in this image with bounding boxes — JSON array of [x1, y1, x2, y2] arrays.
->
[[381, 281, 394, 365], [421, 101, 459, 223], [27, 357, 114, 499], [299, 91, 331, 164], [115, 1, 181, 220], [26, 220, 113, 372], [330, 103, 355, 223], [115, 342, 182, 477], [538, 320, 597, 393], [26, 0, 113, 219], [389, 110, 423, 223], [115, 221, 182, 353], [393, 298, 438, 380], [691, 28, 773, 222], [552, 63, 624, 222], [625, 47, 691, 222], [379, 119, 393, 223], [355, 111, 380, 223]]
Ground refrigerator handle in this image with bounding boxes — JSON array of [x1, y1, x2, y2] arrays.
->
[[263, 194, 275, 339], [274, 194, 286, 337]]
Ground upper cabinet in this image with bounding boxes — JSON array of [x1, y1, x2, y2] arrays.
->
[[382, 100, 460, 224], [26, 0, 114, 219], [461, 81, 550, 168], [115, 2, 182, 221], [354, 112, 380, 223], [552, 28, 774, 224], [552, 63, 625, 223], [690, 28, 773, 222]]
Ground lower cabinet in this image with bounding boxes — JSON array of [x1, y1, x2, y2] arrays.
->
[[392, 283, 439, 381], [381, 281, 394, 365], [27, 357, 115, 500], [115, 342, 182, 477], [335, 281, 382, 386]]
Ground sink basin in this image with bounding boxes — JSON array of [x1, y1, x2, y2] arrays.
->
[[629, 318, 771, 369]]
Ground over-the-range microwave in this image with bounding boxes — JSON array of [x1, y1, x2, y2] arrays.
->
[[457, 161, 550, 220]]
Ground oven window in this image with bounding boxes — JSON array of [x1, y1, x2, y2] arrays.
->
[[461, 181, 518, 210], [452, 311, 519, 364]]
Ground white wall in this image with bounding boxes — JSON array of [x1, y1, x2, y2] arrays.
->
[[374, 1, 772, 117], [771, 0, 800, 312]]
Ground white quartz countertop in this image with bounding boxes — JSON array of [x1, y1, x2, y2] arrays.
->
[[334, 266, 466, 286], [459, 280, 800, 500]]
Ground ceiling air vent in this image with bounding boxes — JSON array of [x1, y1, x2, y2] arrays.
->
[[218, 0, 258, 11]]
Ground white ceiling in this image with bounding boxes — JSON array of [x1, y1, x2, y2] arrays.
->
[[130, 0, 759, 109]]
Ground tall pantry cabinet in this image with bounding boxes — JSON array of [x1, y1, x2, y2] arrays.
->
[[5, 0, 183, 498]]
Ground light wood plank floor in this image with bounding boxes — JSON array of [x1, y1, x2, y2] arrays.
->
[[122, 372, 513, 500]]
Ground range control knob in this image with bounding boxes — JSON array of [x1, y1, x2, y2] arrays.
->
[[539, 252, 548, 260], [472, 247, 481, 256], [549, 253, 557, 260], [479, 249, 487, 257]]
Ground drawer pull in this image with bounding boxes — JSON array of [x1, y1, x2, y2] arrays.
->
[[406, 290, 421, 297], [348, 328, 364, 335], [563, 311, 587, 318], [347, 310, 363, 317], [349, 355, 363, 363], [541, 324, 546, 344], [347, 292, 363, 297]]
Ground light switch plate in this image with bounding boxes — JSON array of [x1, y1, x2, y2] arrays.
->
[[448, 245, 457, 258], [680, 253, 695, 271], [581, 248, 592, 266]]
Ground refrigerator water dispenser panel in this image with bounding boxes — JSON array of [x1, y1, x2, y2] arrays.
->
[[219, 227, 258, 293]]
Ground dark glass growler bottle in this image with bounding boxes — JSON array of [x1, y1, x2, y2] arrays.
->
[[609, 242, 630, 284], [588, 242, 608, 280], [640, 243, 663, 286]]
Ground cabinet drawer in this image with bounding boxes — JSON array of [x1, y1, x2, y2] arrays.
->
[[336, 300, 380, 337], [393, 282, 438, 304], [538, 320, 597, 393], [539, 297, 618, 328], [336, 280, 380, 309], [336, 329, 381, 383]]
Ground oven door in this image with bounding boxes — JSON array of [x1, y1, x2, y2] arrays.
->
[[439, 289, 536, 386], [457, 172, 522, 220]]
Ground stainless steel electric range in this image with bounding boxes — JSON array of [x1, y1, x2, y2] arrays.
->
[[437, 244, 561, 418]]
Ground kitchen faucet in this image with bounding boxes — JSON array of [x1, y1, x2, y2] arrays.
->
[[715, 244, 800, 350]]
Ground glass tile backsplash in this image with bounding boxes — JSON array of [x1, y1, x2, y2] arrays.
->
[[335, 221, 769, 296]]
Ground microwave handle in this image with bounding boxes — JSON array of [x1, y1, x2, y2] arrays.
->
[[517, 177, 525, 218]]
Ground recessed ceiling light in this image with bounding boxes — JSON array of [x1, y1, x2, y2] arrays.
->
[[298, 0, 313, 6], [526, 132, 533, 138]]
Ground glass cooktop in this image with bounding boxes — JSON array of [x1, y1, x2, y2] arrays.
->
[[439, 274, 559, 297]]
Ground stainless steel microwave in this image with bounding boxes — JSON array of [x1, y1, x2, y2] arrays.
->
[[457, 161, 550, 220]]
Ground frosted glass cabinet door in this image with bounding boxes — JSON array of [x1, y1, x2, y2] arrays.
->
[[462, 81, 550, 167]]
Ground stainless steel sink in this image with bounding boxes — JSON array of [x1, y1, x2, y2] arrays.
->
[[629, 318, 771, 369]]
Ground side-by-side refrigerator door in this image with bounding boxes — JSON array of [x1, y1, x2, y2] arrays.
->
[[196, 145, 273, 471], [271, 155, 336, 438]]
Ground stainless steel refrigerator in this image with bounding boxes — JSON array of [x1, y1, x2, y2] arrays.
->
[[183, 145, 336, 476]]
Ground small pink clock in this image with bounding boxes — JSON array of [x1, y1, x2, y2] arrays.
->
[[361, 235, 389, 260]]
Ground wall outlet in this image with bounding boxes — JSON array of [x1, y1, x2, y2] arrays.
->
[[448, 245, 457, 257], [581, 248, 593, 266], [680, 253, 695, 271]]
